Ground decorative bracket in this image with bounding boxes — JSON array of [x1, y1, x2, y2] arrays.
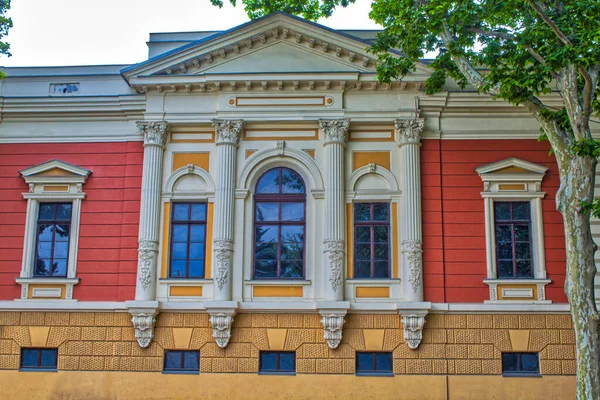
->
[[126, 301, 160, 348], [205, 301, 238, 348], [400, 313, 426, 349], [316, 301, 350, 349]]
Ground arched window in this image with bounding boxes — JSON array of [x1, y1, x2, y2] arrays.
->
[[254, 167, 306, 279]]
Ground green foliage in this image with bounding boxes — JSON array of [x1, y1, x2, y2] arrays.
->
[[210, 0, 354, 20], [0, 0, 11, 57], [570, 138, 600, 158]]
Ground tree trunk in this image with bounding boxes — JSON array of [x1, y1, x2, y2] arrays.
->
[[557, 155, 600, 400]]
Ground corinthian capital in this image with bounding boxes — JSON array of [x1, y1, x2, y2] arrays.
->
[[137, 121, 169, 148], [320, 118, 350, 146], [395, 119, 424, 147], [212, 119, 244, 146]]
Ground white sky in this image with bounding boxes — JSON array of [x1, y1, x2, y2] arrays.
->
[[1, 0, 379, 67]]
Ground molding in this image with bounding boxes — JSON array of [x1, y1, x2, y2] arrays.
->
[[244, 279, 312, 286], [346, 164, 399, 192], [475, 157, 549, 176], [164, 164, 216, 194], [20, 159, 91, 180]]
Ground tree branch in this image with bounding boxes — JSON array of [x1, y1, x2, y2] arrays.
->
[[529, 1, 572, 46]]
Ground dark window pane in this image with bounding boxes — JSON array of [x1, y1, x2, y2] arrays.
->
[[54, 225, 70, 241], [35, 259, 50, 276], [170, 260, 186, 278], [373, 204, 389, 221], [355, 226, 370, 242], [279, 353, 295, 371], [281, 226, 304, 243], [189, 244, 205, 259], [373, 226, 389, 243], [39, 204, 55, 220], [256, 203, 279, 221], [354, 204, 370, 221], [56, 204, 72, 220], [40, 349, 57, 368], [514, 225, 530, 241], [260, 352, 277, 370], [502, 353, 519, 372], [189, 225, 205, 242], [495, 225, 511, 242], [256, 169, 280, 194], [281, 203, 304, 222], [51, 260, 67, 276], [494, 203, 511, 220], [281, 242, 303, 261], [255, 243, 278, 260], [21, 349, 38, 367], [498, 261, 514, 278], [355, 261, 371, 278], [497, 242, 513, 260], [37, 242, 52, 258], [513, 202, 530, 220], [165, 351, 182, 369], [356, 353, 373, 372], [183, 351, 199, 370], [375, 353, 392, 372], [172, 225, 188, 242], [188, 260, 204, 278], [516, 260, 533, 278], [374, 262, 389, 278], [38, 225, 53, 241], [53, 242, 69, 259], [191, 204, 206, 221], [515, 243, 531, 260], [374, 244, 389, 261], [255, 225, 277, 243], [280, 261, 303, 278], [355, 244, 371, 261], [281, 168, 305, 194], [255, 260, 277, 278], [172, 243, 188, 259], [521, 354, 539, 373], [173, 204, 190, 221]]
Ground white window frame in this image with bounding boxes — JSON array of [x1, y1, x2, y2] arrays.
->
[[476, 157, 551, 304], [16, 160, 90, 300]]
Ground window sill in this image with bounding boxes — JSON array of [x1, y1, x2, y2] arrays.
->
[[159, 278, 213, 285], [502, 373, 542, 378], [162, 370, 200, 375], [258, 371, 296, 376], [355, 372, 394, 377], [19, 368, 57, 373], [484, 279, 551, 304], [15, 278, 79, 300], [346, 279, 401, 285], [244, 280, 312, 286], [16, 278, 80, 284]]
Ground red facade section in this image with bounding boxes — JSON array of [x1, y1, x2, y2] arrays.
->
[[421, 139, 567, 303], [0, 142, 143, 301]]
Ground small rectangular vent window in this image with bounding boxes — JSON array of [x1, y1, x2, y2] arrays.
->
[[20, 348, 58, 371], [502, 352, 540, 376], [163, 350, 199, 374], [356, 352, 393, 376], [51, 83, 80, 95], [259, 351, 295, 374]]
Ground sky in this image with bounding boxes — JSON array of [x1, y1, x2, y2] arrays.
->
[[1, 0, 380, 67]]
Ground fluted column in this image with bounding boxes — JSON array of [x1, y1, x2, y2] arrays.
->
[[135, 121, 168, 301], [396, 119, 424, 302], [211, 119, 243, 301], [320, 119, 350, 302]]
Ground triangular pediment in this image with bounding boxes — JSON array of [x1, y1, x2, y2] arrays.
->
[[121, 12, 431, 88], [475, 158, 548, 176], [20, 159, 91, 182]]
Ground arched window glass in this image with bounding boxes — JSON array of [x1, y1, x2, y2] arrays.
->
[[254, 167, 306, 279]]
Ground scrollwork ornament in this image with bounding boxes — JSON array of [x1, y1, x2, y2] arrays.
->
[[209, 313, 234, 348], [401, 314, 426, 349], [320, 314, 345, 349], [402, 241, 422, 293], [214, 239, 234, 290], [136, 121, 168, 148], [131, 313, 156, 348], [395, 119, 424, 147], [212, 119, 244, 146], [324, 240, 345, 292], [137, 240, 158, 290], [320, 119, 350, 146]]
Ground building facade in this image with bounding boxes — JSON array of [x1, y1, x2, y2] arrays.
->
[[0, 12, 590, 399]]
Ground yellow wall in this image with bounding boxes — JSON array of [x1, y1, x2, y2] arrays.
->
[[0, 371, 574, 400]]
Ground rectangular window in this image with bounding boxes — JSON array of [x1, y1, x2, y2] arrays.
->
[[356, 352, 393, 376], [259, 351, 295, 374], [494, 202, 533, 279], [502, 352, 540, 376], [170, 203, 207, 278], [20, 348, 58, 371], [35, 203, 72, 277], [163, 350, 200, 374], [354, 203, 390, 279]]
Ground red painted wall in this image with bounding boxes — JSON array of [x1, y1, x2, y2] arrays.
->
[[421, 139, 567, 303], [0, 142, 143, 301]]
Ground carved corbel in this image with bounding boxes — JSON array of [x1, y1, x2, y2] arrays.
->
[[205, 302, 238, 348], [400, 313, 426, 349], [317, 302, 350, 349], [126, 302, 160, 348]]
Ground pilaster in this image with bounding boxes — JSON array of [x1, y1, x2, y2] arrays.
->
[[395, 119, 424, 303]]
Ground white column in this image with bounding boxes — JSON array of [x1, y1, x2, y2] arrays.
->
[[135, 121, 168, 301], [211, 119, 243, 301], [396, 119, 424, 302], [320, 119, 350, 302]]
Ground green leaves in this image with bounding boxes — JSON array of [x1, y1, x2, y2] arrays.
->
[[570, 138, 600, 158], [0, 0, 11, 58]]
